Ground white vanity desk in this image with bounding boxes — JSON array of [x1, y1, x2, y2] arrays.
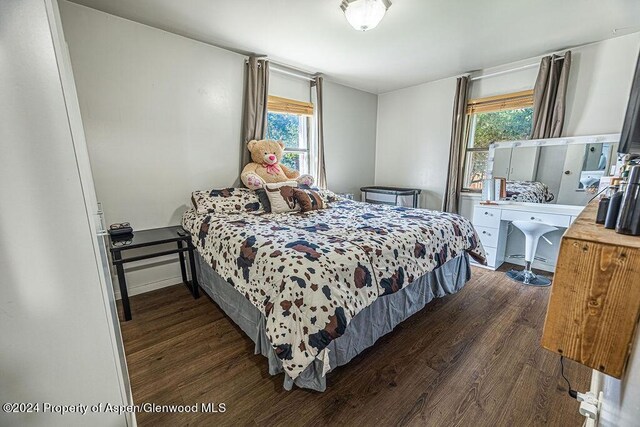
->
[[470, 133, 620, 272], [472, 202, 584, 271]]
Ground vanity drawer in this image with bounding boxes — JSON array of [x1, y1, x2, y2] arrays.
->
[[475, 226, 499, 248], [500, 210, 571, 228], [483, 246, 498, 268], [473, 207, 501, 228], [471, 245, 498, 268]]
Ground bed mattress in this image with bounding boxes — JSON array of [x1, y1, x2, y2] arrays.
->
[[181, 190, 485, 383]]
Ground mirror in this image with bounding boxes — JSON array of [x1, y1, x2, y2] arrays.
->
[[487, 135, 620, 206], [577, 143, 614, 190]]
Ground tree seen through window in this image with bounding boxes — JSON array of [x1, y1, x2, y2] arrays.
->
[[266, 112, 308, 173], [464, 107, 533, 189]]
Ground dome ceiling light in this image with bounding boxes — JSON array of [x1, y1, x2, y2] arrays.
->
[[340, 0, 392, 32]]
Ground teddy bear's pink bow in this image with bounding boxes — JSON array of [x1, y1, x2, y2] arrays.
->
[[265, 164, 281, 175]]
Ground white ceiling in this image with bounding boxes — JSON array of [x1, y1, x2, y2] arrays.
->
[[67, 0, 640, 94]]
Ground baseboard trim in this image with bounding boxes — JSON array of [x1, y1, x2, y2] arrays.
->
[[113, 276, 183, 300], [471, 262, 497, 271]]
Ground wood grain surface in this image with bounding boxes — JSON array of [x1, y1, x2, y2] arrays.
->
[[542, 200, 640, 378], [119, 265, 589, 426]]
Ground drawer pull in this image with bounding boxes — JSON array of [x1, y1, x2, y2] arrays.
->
[[501, 209, 570, 228]]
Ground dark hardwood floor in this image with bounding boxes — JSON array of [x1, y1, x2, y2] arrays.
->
[[118, 264, 590, 426]]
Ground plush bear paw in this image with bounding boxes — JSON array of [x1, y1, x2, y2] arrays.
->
[[297, 174, 315, 187], [243, 173, 264, 190]]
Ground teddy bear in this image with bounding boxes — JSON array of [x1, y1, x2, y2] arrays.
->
[[241, 139, 314, 190]]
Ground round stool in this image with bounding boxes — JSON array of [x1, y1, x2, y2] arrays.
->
[[506, 220, 558, 287]]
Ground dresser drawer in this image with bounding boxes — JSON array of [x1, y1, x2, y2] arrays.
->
[[475, 226, 499, 248], [500, 209, 571, 228], [473, 207, 501, 228]]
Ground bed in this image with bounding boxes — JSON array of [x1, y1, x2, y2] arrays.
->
[[182, 187, 486, 391], [504, 180, 555, 203]]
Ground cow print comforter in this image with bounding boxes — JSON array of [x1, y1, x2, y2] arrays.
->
[[182, 195, 486, 380]]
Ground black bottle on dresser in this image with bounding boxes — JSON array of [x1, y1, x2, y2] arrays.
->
[[596, 197, 610, 224], [603, 178, 623, 228], [605, 184, 624, 229], [616, 165, 640, 235]]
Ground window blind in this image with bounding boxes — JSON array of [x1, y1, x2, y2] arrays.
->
[[267, 95, 314, 116], [466, 90, 534, 115]]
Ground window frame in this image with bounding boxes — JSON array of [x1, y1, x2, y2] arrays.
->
[[460, 90, 534, 192], [266, 95, 314, 176], [461, 115, 485, 192]]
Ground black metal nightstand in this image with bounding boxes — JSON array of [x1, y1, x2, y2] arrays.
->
[[108, 226, 200, 321], [360, 186, 421, 208]]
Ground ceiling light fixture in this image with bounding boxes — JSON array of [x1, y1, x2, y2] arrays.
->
[[341, 0, 392, 32]]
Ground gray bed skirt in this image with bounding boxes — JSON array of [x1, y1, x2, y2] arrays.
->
[[195, 252, 471, 392]]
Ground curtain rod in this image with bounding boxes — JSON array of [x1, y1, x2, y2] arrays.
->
[[245, 58, 315, 81], [271, 64, 315, 82], [470, 54, 565, 82]]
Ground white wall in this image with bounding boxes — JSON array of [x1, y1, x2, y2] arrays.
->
[[324, 81, 378, 196], [270, 71, 311, 102], [60, 1, 245, 229], [565, 34, 640, 136], [1, 0, 127, 425], [60, 1, 245, 296], [376, 77, 458, 210], [60, 1, 378, 296], [597, 332, 640, 427], [469, 61, 539, 99], [375, 32, 640, 212]]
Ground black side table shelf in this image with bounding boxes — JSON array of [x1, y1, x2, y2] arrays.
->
[[360, 186, 421, 208], [108, 226, 200, 321]]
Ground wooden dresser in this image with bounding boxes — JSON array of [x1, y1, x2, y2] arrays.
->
[[541, 200, 640, 378]]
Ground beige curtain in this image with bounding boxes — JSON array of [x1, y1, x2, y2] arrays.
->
[[531, 51, 571, 139], [312, 76, 327, 188], [442, 76, 469, 213], [241, 57, 270, 169]]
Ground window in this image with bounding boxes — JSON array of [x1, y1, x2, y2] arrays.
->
[[462, 90, 534, 190], [266, 95, 314, 175]]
